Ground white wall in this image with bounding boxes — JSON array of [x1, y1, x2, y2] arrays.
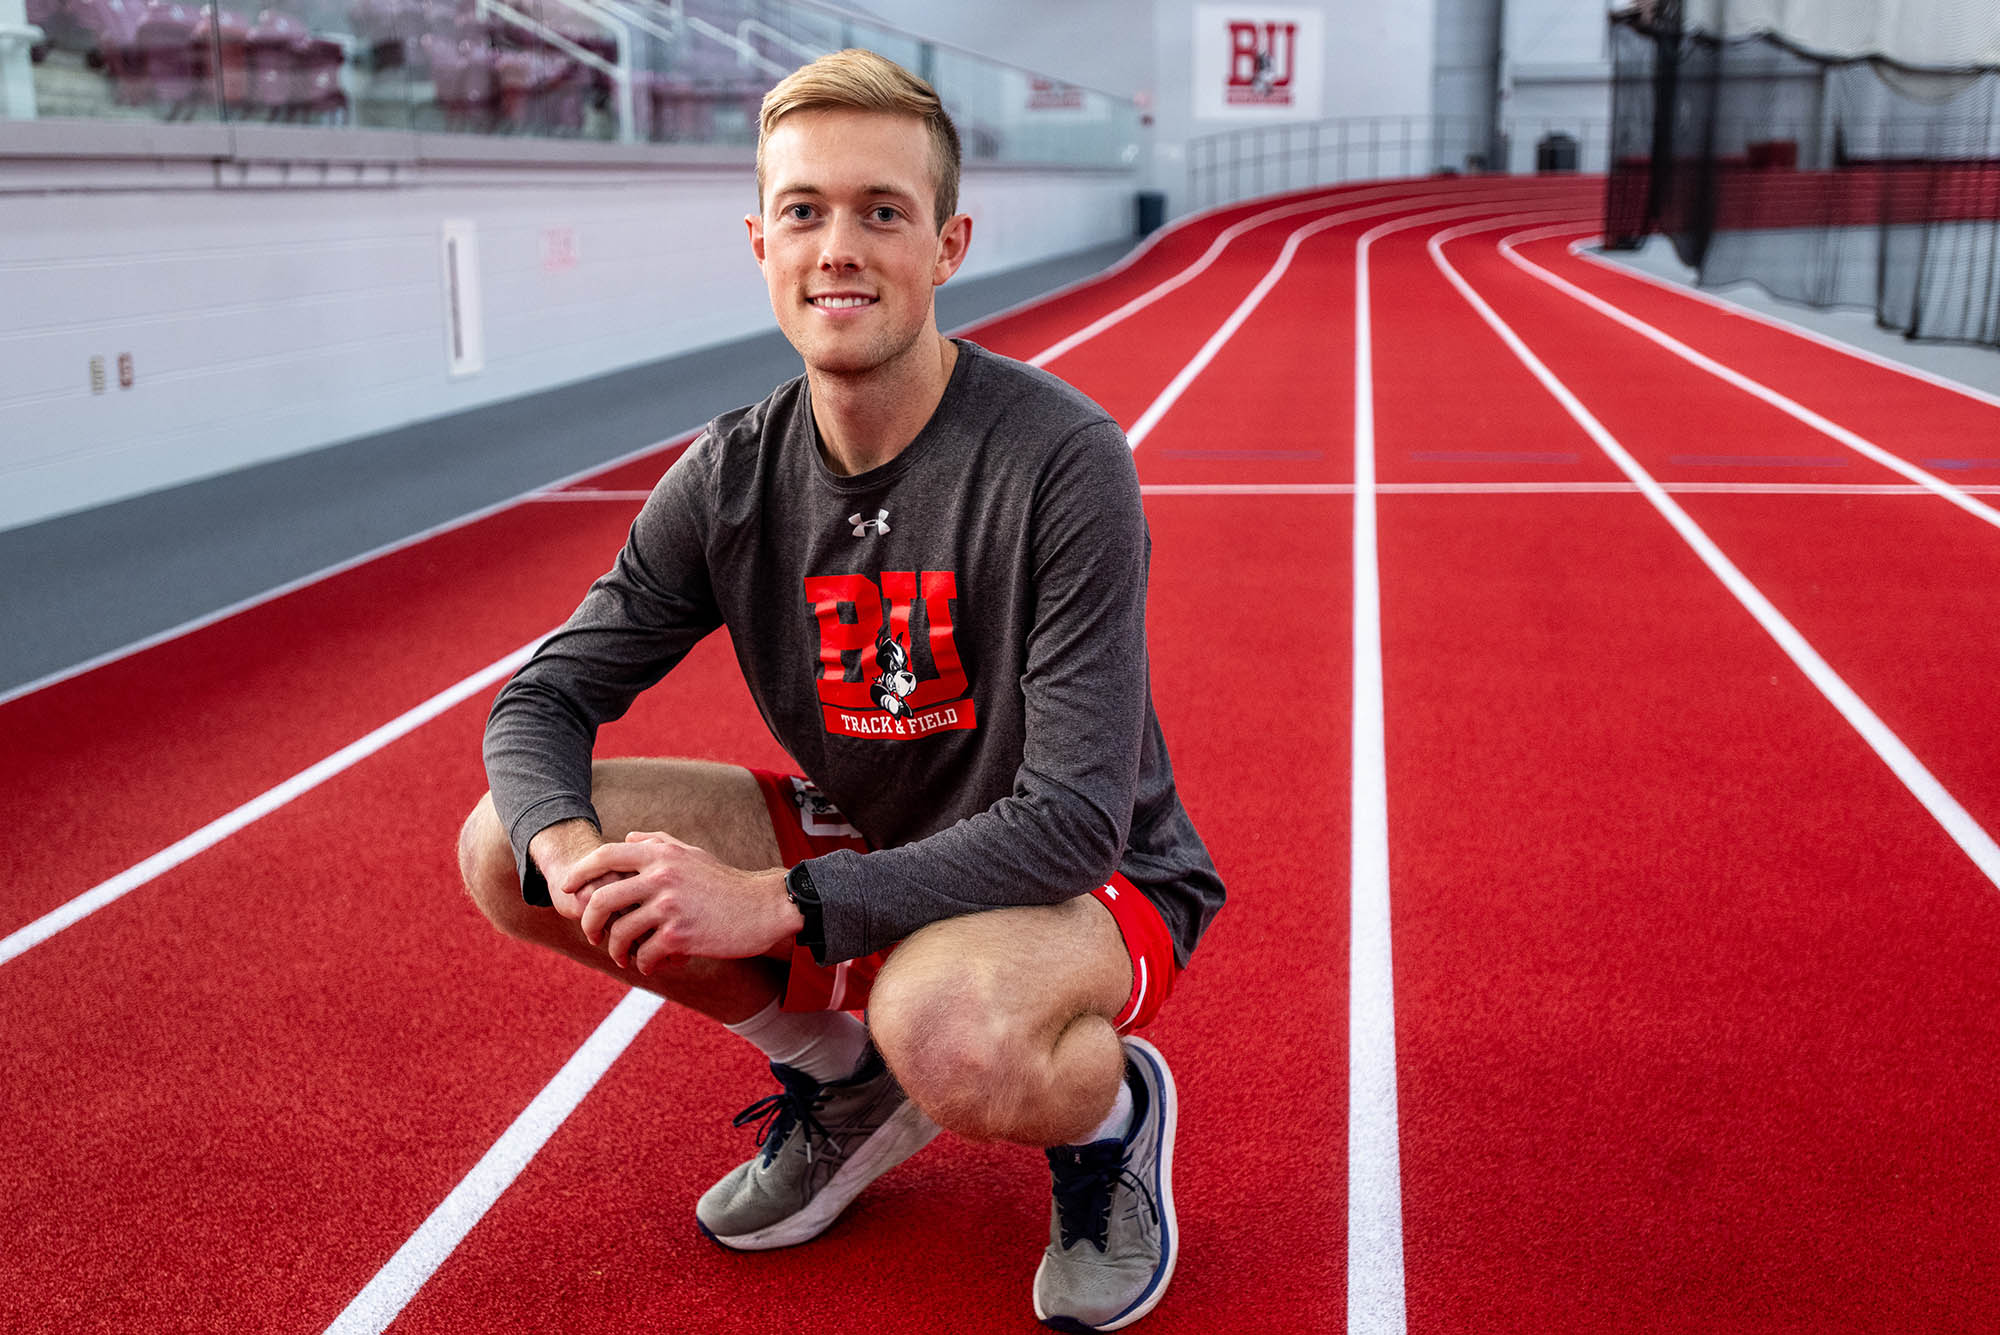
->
[[1149, 0, 1436, 216], [1502, 0, 1617, 172], [849, 0, 1156, 99], [0, 158, 1134, 530], [1435, 0, 1503, 169]]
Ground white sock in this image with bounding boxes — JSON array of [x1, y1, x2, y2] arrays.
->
[[723, 998, 870, 1084], [1070, 1073, 1134, 1146]]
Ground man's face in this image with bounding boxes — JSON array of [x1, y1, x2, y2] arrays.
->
[[748, 108, 970, 378]]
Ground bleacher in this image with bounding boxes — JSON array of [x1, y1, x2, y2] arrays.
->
[[21, 0, 803, 138]]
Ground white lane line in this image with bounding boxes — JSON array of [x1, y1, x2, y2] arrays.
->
[[1137, 482, 2000, 496], [538, 481, 2000, 499], [1025, 182, 1428, 368], [1126, 195, 1577, 450], [0, 639, 541, 968], [1493, 224, 2000, 535], [553, 481, 2000, 502], [1430, 220, 2000, 892], [1565, 239, 2000, 412], [1022, 175, 1587, 370], [1349, 279, 1407, 1308], [1344, 203, 1590, 1335], [953, 180, 1399, 344], [322, 990, 665, 1335]]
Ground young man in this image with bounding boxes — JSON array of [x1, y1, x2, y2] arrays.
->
[[458, 48, 1223, 1333]]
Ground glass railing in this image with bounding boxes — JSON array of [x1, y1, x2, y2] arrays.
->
[[0, 0, 1141, 167]]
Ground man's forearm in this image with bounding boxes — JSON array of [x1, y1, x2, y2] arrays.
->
[[528, 818, 605, 887]]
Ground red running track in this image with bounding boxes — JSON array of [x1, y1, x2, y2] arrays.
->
[[4, 175, 1998, 1334]]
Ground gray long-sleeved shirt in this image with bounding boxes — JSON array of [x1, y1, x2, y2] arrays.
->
[[484, 340, 1224, 966]]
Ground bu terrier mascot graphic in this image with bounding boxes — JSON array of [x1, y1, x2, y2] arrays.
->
[[870, 625, 919, 718]]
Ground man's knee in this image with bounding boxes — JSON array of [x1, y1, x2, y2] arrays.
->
[[457, 794, 536, 938], [869, 947, 1028, 1140]]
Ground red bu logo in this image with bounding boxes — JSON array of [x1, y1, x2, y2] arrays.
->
[[804, 571, 978, 741], [1226, 20, 1297, 105]]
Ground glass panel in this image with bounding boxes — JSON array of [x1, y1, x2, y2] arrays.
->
[[10, 0, 390, 126], [3, 0, 1143, 170], [236, 0, 382, 129]]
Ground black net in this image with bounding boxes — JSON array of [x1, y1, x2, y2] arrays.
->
[[1606, 5, 2000, 348]]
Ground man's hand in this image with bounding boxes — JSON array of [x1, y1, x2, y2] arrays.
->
[[556, 832, 804, 972], [527, 819, 625, 921]]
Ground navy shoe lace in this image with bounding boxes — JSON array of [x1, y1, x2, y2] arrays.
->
[[1047, 1141, 1135, 1251], [732, 1065, 834, 1167]]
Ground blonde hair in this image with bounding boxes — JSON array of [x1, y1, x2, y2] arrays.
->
[[757, 48, 962, 231]]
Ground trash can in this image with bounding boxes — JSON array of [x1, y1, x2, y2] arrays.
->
[[1135, 191, 1166, 238], [1535, 133, 1579, 173]]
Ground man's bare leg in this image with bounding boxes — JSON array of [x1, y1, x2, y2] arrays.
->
[[457, 757, 790, 1024], [466, 766, 1143, 1147], [866, 894, 1134, 1147]]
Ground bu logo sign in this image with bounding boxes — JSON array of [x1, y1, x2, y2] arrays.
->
[[803, 571, 978, 741], [1226, 20, 1296, 104]]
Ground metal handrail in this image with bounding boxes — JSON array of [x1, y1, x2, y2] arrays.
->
[[611, 0, 789, 79], [477, 0, 636, 141], [585, 0, 681, 53], [736, 15, 823, 65], [779, 0, 1136, 105]]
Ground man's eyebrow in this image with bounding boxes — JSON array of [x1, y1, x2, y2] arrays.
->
[[771, 182, 918, 202]]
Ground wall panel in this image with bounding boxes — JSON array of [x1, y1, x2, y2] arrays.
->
[[0, 160, 1133, 530]]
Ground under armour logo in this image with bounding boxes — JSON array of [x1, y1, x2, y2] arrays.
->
[[849, 509, 891, 537]]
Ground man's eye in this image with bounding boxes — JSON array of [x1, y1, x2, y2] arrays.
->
[[871, 207, 899, 223], [786, 204, 814, 221]]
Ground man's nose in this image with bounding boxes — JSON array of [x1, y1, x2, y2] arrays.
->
[[818, 213, 866, 271]]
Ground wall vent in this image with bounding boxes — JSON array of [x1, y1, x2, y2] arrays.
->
[[440, 219, 485, 378]]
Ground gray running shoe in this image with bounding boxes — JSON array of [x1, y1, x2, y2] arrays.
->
[[1034, 1036, 1180, 1332], [696, 1045, 939, 1251]]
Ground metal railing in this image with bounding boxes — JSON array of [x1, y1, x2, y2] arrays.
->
[[1186, 115, 1615, 210]]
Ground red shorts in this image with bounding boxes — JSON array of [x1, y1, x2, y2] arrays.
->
[[750, 769, 1179, 1033]]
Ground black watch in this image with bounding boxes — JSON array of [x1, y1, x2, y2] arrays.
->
[[784, 862, 827, 961]]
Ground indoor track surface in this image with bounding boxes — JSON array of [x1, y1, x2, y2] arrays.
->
[[7, 175, 2000, 1334]]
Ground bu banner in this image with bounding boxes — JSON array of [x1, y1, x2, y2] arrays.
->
[[1192, 4, 1325, 121]]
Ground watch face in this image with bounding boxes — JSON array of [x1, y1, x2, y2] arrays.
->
[[786, 863, 818, 905]]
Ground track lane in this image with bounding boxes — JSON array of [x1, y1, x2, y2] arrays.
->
[[1380, 492, 2000, 1334], [0, 501, 643, 935], [0, 631, 793, 1335], [1129, 190, 1595, 489], [1525, 233, 2000, 484], [1498, 226, 2000, 532], [1366, 207, 1609, 491], [1376, 213, 2000, 1332], [1441, 223, 2000, 865]]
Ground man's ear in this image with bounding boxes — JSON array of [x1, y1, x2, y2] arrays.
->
[[746, 213, 765, 263], [932, 212, 972, 286]]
